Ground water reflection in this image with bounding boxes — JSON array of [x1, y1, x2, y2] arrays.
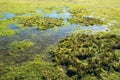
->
[[1, 24, 107, 52]]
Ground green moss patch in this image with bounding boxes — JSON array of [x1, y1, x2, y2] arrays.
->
[[68, 8, 105, 26], [0, 29, 16, 36], [0, 56, 71, 80], [14, 16, 64, 30], [8, 40, 34, 52], [49, 33, 120, 79], [0, 20, 17, 36]]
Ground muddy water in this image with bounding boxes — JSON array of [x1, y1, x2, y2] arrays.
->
[[0, 8, 108, 64]]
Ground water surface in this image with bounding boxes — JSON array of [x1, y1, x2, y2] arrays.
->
[[0, 13, 15, 20]]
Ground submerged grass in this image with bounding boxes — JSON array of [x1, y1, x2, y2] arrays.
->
[[49, 33, 120, 79], [8, 40, 34, 52]]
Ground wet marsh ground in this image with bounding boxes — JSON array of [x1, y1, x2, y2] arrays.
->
[[0, 0, 120, 80]]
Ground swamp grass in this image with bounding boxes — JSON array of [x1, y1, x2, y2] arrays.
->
[[0, 0, 120, 80], [49, 33, 120, 79], [13, 16, 64, 30], [68, 8, 105, 26], [8, 40, 34, 52], [0, 56, 71, 80], [0, 29, 16, 36]]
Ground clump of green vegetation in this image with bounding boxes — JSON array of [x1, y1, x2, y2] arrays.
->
[[68, 8, 105, 26], [14, 16, 64, 30], [81, 72, 120, 80], [0, 56, 71, 80], [49, 33, 120, 79], [115, 50, 120, 58], [0, 29, 16, 36], [0, 20, 17, 36], [100, 71, 120, 80], [8, 40, 34, 52]]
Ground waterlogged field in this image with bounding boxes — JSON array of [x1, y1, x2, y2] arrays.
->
[[0, 0, 120, 80]]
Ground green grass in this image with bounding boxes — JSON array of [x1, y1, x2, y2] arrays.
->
[[0, 29, 16, 36], [0, 56, 71, 80]]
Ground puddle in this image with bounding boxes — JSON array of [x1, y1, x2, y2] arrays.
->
[[43, 11, 71, 19], [81, 25, 108, 32], [36, 9, 43, 13], [0, 8, 71, 21], [8, 24, 19, 30], [41, 8, 71, 25], [0, 13, 15, 20]]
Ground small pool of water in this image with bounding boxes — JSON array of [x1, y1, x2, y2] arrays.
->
[[0, 7, 71, 21], [8, 24, 19, 30], [81, 25, 107, 32], [0, 13, 15, 20], [36, 9, 43, 13], [43, 11, 71, 19]]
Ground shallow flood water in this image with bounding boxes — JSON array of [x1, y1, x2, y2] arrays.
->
[[0, 8, 108, 64], [0, 24, 107, 53], [0, 7, 71, 20]]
